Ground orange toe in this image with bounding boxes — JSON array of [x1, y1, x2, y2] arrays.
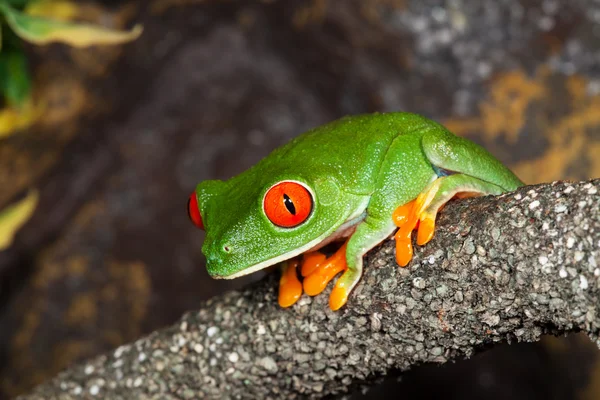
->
[[300, 251, 327, 277], [329, 282, 349, 311], [278, 259, 303, 308], [302, 243, 348, 296], [416, 216, 435, 246], [392, 191, 436, 267], [302, 257, 347, 296], [395, 238, 413, 267], [393, 206, 419, 267], [392, 200, 415, 227]]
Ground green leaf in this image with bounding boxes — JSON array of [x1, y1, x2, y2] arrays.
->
[[4, 0, 33, 10], [0, 49, 31, 107], [0, 2, 143, 47], [0, 189, 38, 251]]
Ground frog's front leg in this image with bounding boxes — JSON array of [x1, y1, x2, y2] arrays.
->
[[299, 218, 395, 310]]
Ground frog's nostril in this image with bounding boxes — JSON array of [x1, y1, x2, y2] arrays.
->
[[223, 245, 231, 253]]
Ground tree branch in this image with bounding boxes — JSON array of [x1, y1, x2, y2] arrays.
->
[[18, 179, 600, 400]]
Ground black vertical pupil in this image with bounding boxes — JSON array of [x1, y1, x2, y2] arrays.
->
[[283, 194, 296, 215]]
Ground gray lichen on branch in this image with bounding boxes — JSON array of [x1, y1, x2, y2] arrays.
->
[[18, 179, 600, 400]]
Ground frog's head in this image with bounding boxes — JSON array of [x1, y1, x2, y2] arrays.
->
[[187, 172, 356, 279]]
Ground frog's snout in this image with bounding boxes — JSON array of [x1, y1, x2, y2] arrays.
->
[[205, 256, 224, 278], [204, 242, 234, 278]]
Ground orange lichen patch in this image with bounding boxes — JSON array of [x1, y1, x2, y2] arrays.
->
[[51, 341, 94, 375], [4, 256, 152, 398], [108, 260, 151, 332], [481, 68, 548, 144], [65, 293, 98, 326], [100, 284, 119, 302], [71, 199, 106, 228], [31, 254, 90, 291], [566, 74, 588, 109], [444, 67, 600, 183], [0, 149, 56, 205], [103, 330, 125, 347], [108, 260, 151, 294], [445, 68, 548, 145], [237, 8, 257, 29], [66, 255, 89, 277], [512, 126, 586, 183], [513, 82, 600, 183], [34, 77, 91, 128], [442, 119, 482, 137], [70, 46, 126, 77], [360, 0, 406, 24], [588, 142, 600, 178], [0, 77, 95, 208], [11, 310, 42, 350], [31, 260, 65, 289], [150, 0, 208, 15], [292, 0, 329, 29]]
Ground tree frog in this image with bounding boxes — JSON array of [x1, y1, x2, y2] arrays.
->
[[187, 112, 524, 310]]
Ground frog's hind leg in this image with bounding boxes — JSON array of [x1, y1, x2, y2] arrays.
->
[[393, 174, 505, 267], [392, 125, 525, 267], [421, 125, 525, 191]]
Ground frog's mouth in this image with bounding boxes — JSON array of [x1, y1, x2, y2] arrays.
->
[[220, 212, 366, 280]]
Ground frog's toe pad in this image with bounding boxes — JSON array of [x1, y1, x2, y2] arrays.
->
[[416, 215, 436, 246], [329, 284, 349, 311], [395, 238, 413, 267], [278, 261, 303, 308]]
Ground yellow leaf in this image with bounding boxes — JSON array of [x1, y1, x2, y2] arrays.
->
[[0, 3, 143, 48], [0, 190, 39, 251], [24, 0, 78, 22], [0, 98, 42, 139]]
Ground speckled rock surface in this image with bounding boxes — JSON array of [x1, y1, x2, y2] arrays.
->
[[17, 179, 600, 399]]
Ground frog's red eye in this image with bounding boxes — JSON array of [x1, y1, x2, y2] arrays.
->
[[263, 181, 313, 228], [187, 192, 204, 230]]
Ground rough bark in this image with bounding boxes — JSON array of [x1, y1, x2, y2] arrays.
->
[[17, 179, 600, 400]]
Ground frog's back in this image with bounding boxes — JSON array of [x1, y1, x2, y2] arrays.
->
[[227, 112, 433, 195]]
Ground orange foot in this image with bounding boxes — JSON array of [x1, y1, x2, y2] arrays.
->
[[301, 242, 348, 297], [278, 259, 303, 308], [392, 190, 438, 267]]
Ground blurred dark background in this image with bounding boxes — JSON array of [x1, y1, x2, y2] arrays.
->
[[0, 0, 599, 399]]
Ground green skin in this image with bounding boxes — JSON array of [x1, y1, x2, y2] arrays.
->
[[194, 112, 524, 297]]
